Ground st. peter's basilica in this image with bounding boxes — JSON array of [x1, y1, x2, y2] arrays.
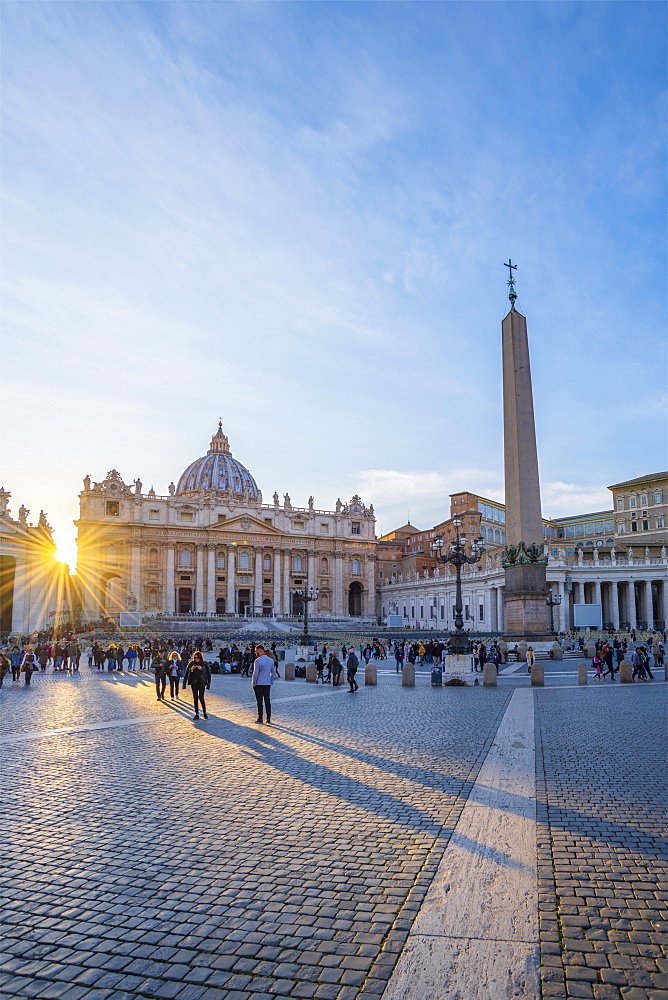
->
[[75, 423, 377, 622]]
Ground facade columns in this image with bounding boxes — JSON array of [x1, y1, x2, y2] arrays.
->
[[273, 551, 281, 618], [206, 546, 216, 614], [282, 550, 291, 614], [334, 552, 344, 615], [662, 581, 668, 629], [497, 586, 504, 631], [644, 579, 654, 628], [195, 546, 205, 613], [165, 546, 175, 613], [130, 543, 141, 611], [557, 582, 568, 631], [366, 556, 375, 619], [11, 559, 27, 633], [611, 580, 620, 629], [226, 546, 236, 616], [593, 580, 602, 614], [254, 551, 263, 614], [308, 551, 317, 587]]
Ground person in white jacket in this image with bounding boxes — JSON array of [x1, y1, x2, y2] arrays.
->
[[252, 645, 278, 724]]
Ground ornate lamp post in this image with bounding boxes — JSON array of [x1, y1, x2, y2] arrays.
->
[[431, 517, 485, 655], [546, 588, 562, 633], [292, 584, 319, 646]]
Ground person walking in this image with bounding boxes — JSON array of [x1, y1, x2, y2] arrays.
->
[[21, 650, 38, 686], [166, 651, 181, 699], [394, 643, 404, 673], [330, 652, 343, 687], [315, 652, 324, 683], [183, 651, 211, 720], [9, 646, 23, 683], [526, 646, 536, 675], [0, 652, 11, 688], [105, 644, 117, 672], [68, 639, 81, 672], [346, 649, 359, 693], [125, 645, 138, 672], [115, 645, 125, 673], [251, 644, 277, 724], [152, 651, 169, 700]]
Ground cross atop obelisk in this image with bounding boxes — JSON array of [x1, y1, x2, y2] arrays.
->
[[501, 261, 550, 642]]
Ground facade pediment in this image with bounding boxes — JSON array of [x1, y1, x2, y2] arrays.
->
[[212, 513, 284, 535]]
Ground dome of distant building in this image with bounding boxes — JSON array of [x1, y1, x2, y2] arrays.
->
[[176, 423, 260, 498]]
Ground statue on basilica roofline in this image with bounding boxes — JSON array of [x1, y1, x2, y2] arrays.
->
[[283, 493, 291, 510], [273, 492, 279, 506], [168, 483, 175, 496], [308, 496, 314, 511], [335, 498, 342, 514], [0, 489, 10, 516], [134, 479, 142, 495], [83, 475, 91, 491], [18, 505, 29, 524]]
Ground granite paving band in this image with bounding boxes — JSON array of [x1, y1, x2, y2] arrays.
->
[[382, 687, 539, 1000]]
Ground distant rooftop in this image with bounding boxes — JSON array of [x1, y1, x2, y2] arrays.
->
[[608, 471, 667, 489]]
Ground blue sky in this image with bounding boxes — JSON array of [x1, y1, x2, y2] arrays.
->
[[2, 1, 666, 566]]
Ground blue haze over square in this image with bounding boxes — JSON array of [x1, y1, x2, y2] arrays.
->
[[1, 0, 665, 567]]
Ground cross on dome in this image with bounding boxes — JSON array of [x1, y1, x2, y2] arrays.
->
[[208, 421, 231, 456]]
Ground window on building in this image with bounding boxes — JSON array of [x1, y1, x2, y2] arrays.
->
[[604, 520, 614, 531], [642, 520, 649, 531], [263, 556, 271, 571], [657, 517, 665, 529], [566, 546, 573, 556], [552, 547, 559, 557], [575, 524, 584, 536], [640, 495, 648, 506], [411, 607, 415, 618], [239, 551, 251, 570], [147, 588, 158, 607], [320, 523, 329, 533], [403, 606, 407, 618], [351, 522, 361, 535], [629, 496, 637, 507], [618, 523, 625, 534], [105, 501, 119, 516], [149, 509, 160, 521], [631, 521, 638, 532], [217, 554, 225, 569], [321, 557, 329, 573], [218, 514, 226, 522], [352, 559, 361, 575], [179, 549, 191, 567], [479, 604, 484, 621], [263, 517, 272, 525], [179, 511, 194, 522], [464, 604, 470, 619], [617, 498, 624, 510], [293, 520, 305, 530], [293, 555, 302, 572], [653, 491, 663, 504]]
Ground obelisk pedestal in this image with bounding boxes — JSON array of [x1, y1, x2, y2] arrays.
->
[[501, 278, 551, 645]]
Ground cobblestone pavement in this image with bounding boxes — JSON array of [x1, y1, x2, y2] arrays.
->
[[0, 669, 665, 1000], [535, 688, 667, 1000]]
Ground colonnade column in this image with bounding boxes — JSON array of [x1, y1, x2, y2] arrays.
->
[[334, 552, 344, 616], [497, 586, 504, 631], [130, 542, 141, 611], [273, 551, 281, 618], [594, 581, 602, 622], [206, 546, 215, 614], [644, 580, 654, 628], [308, 551, 316, 587], [11, 559, 27, 632], [282, 550, 291, 615], [628, 582, 637, 629], [556, 582, 568, 632], [662, 581, 668, 629], [226, 546, 236, 616], [611, 581, 620, 629], [165, 546, 175, 613], [195, 546, 205, 614], [254, 551, 263, 615]]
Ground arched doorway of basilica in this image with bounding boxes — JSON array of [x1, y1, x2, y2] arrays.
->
[[101, 573, 124, 617], [238, 589, 251, 616], [178, 588, 193, 614], [348, 582, 363, 617], [291, 592, 304, 616], [216, 598, 225, 615], [263, 599, 272, 616]]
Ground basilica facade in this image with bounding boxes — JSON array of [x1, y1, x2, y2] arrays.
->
[[75, 423, 377, 622]]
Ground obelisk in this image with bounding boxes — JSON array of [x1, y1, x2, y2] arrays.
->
[[501, 261, 550, 641]]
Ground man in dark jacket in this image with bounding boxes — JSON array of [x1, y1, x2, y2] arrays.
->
[[346, 650, 359, 693]]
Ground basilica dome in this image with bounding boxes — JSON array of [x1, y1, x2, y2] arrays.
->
[[176, 423, 260, 498]]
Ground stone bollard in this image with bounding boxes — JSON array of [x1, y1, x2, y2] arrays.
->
[[584, 641, 596, 660], [550, 642, 564, 661], [284, 661, 295, 681], [305, 663, 317, 683], [365, 663, 377, 686], [482, 662, 497, 687], [619, 659, 633, 684], [402, 663, 415, 687], [577, 661, 588, 685], [517, 640, 528, 663], [530, 661, 544, 686]]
